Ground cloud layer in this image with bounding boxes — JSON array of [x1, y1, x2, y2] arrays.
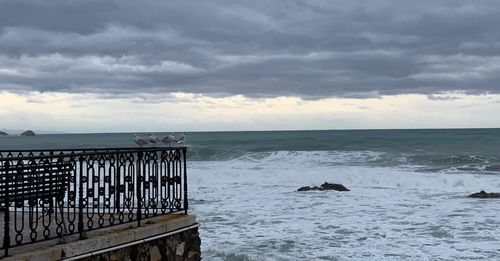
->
[[1, 0, 500, 98]]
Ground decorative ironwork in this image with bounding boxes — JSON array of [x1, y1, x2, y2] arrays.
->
[[0, 147, 188, 257]]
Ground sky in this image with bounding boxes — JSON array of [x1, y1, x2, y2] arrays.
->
[[1, 0, 500, 132]]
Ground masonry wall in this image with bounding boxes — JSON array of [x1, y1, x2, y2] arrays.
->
[[82, 227, 201, 261], [5, 214, 200, 261]]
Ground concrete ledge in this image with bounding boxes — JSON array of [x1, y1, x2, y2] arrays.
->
[[5, 214, 198, 261]]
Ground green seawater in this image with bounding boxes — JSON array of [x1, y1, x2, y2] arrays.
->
[[1, 129, 499, 173]]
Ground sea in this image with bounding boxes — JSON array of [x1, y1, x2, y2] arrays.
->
[[1, 129, 500, 260]]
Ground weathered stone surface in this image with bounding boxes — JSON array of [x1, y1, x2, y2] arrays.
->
[[81, 227, 201, 261], [5, 214, 199, 261], [468, 190, 500, 198], [298, 182, 350, 192], [20, 130, 36, 136]]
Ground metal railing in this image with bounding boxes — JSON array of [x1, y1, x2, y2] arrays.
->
[[0, 147, 188, 257]]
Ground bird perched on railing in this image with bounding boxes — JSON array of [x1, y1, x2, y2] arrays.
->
[[176, 132, 187, 146], [161, 132, 176, 146], [133, 134, 149, 147], [146, 133, 160, 146]]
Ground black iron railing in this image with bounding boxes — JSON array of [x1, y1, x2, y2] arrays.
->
[[0, 147, 188, 257]]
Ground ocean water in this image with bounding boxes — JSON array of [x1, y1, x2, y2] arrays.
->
[[1, 129, 500, 260]]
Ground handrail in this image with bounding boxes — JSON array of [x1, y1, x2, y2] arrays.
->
[[0, 147, 185, 161], [0, 147, 154, 153]]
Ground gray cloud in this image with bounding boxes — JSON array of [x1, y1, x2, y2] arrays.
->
[[426, 94, 461, 101], [1, 0, 500, 99]]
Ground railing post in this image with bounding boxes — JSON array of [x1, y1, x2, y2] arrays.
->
[[3, 161, 11, 257], [183, 148, 188, 215], [136, 151, 143, 227], [77, 157, 85, 239]]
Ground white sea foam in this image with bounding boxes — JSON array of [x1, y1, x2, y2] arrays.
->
[[188, 151, 500, 260]]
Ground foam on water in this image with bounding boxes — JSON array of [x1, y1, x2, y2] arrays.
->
[[2, 130, 500, 259], [189, 151, 500, 260]]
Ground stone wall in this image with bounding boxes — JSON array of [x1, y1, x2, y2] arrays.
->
[[5, 214, 200, 261], [81, 227, 201, 261]]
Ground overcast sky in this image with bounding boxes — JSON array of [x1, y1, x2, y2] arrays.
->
[[1, 0, 500, 132]]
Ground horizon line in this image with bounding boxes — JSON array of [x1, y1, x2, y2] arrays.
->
[[4, 127, 498, 135]]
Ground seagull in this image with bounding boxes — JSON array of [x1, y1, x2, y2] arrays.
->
[[146, 133, 160, 146], [161, 132, 176, 147], [176, 132, 187, 146], [133, 134, 149, 147]]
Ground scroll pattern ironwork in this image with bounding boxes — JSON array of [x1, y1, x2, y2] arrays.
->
[[0, 147, 188, 257]]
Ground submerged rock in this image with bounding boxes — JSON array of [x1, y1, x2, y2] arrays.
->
[[20, 130, 36, 136], [298, 182, 350, 192], [468, 191, 500, 198]]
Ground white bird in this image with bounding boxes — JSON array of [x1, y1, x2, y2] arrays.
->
[[146, 133, 160, 146], [134, 134, 149, 147], [161, 132, 176, 146], [176, 132, 187, 146]]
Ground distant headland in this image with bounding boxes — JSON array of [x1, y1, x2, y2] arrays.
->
[[0, 129, 64, 135], [20, 130, 36, 136], [0, 129, 37, 136]]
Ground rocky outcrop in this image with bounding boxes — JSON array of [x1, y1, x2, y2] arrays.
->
[[468, 191, 500, 198], [20, 130, 36, 136], [298, 182, 350, 192], [0, 131, 7, 136]]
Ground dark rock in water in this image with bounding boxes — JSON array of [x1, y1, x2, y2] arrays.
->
[[298, 186, 313, 191], [0, 131, 7, 136], [320, 182, 350, 191], [20, 130, 36, 136], [297, 186, 322, 191], [468, 190, 500, 198], [298, 182, 349, 192]]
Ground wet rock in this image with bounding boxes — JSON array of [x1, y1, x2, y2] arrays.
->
[[468, 190, 500, 198], [298, 182, 349, 192], [297, 186, 313, 191], [297, 186, 320, 191], [0, 131, 7, 136], [320, 182, 350, 191], [20, 130, 36, 136]]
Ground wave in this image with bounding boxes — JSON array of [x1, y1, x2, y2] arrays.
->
[[189, 153, 500, 260], [189, 149, 500, 175], [1, 130, 498, 175], [190, 155, 500, 195]]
